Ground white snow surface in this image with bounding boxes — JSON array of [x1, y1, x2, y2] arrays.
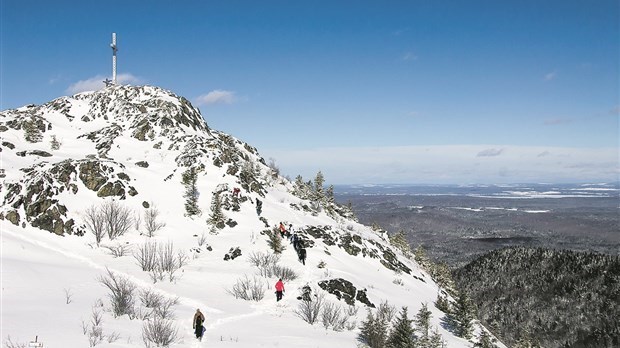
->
[[0, 85, 501, 347]]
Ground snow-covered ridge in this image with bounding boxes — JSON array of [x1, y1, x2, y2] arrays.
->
[[1, 85, 500, 347]]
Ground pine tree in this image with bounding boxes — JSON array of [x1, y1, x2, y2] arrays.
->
[[435, 292, 450, 313], [182, 167, 201, 217], [474, 330, 498, 348], [266, 228, 284, 254], [452, 289, 474, 339], [387, 307, 416, 348], [358, 309, 388, 348], [429, 327, 446, 348], [23, 119, 42, 143], [292, 175, 309, 199], [50, 135, 61, 150], [208, 192, 226, 229], [415, 303, 432, 346], [390, 230, 412, 257]]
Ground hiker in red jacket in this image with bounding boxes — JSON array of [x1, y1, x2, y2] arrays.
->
[[275, 278, 285, 301]]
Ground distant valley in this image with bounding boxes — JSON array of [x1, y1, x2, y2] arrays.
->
[[334, 183, 620, 266]]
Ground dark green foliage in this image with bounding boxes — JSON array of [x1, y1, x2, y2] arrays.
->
[[266, 228, 284, 254], [358, 309, 389, 348], [387, 307, 415, 348], [181, 167, 201, 217], [415, 303, 432, 345], [435, 292, 450, 313], [207, 192, 226, 229], [449, 289, 474, 339], [474, 330, 498, 348], [453, 247, 620, 348]]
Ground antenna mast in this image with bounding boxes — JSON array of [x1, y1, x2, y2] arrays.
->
[[111, 33, 118, 85]]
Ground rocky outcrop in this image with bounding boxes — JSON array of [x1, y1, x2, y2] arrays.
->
[[318, 278, 375, 308]]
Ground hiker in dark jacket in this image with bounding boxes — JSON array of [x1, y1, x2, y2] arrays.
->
[[298, 248, 307, 265], [193, 308, 205, 340]]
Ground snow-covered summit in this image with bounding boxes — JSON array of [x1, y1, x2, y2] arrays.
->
[[0, 85, 499, 347]]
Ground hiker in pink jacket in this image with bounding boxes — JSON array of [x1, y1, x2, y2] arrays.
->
[[275, 278, 285, 301]]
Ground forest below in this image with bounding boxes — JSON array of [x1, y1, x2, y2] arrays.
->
[[452, 247, 620, 348]]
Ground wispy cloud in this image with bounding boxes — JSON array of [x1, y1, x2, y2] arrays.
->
[[195, 90, 236, 106], [402, 52, 418, 61], [537, 151, 551, 157], [477, 148, 504, 157], [610, 106, 620, 115], [544, 118, 572, 125], [66, 73, 141, 94], [544, 71, 557, 81], [392, 28, 409, 36], [264, 145, 619, 184]]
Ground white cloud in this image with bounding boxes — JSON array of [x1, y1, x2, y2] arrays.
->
[[544, 71, 557, 81], [66, 73, 141, 94], [195, 90, 236, 106], [263, 145, 619, 184], [402, 52, 418, 61], [477, 148, 504, 157]]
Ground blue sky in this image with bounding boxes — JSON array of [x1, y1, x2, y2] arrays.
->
[[2, 1, 619, 184]]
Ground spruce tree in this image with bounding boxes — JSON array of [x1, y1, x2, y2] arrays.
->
[[435, 292, 450, 313], [415, 303, 432, 346], [182, 167, 201, 217], [50, 135, 61, 150], [429, 327, 446, 348], [358, 309, 388, 348], [23, 119, 42, 143], [452, 289, 474, 339], [474, 330, 498, 348], [387, 306, 416, 348], [390, 230, 412, 257], [208, 192, 226, 229]]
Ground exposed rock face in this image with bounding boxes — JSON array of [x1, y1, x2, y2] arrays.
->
[[223, 247, 242, 261], [318, 278, 375, 308]]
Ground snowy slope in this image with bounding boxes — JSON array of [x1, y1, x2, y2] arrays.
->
[[1, 85, 501, 347]]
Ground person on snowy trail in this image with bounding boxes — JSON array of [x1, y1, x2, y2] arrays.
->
[[275, 278, 285, 301], [193, 308, 205, 340], [298, 248, 307, 265], [279, 222, 287, 238]]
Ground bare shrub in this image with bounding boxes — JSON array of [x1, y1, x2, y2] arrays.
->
[[142, 317, 178, 347], [134, 241, 158, 272], [272, 265, 298, 282], [197, 232, 207, 247], [144, 203, 166, 237], [153, 297, 179, 320], [248, 251, 280, 277], [103, 243, 131, 258], [85, 307, 104, 347], [98, 268, 136, 317], [64, 287, 73, 304], [295, 288, 325, 324], [321, 301, 347, 331], [84, 205, 106, 246], [346, 304, 359, 317], [106, 332, 121, 343], [4, 336, 27, 348], [227, 275, 267, 301], [101, 200, 133, 240], [140, 288, 165, 308]]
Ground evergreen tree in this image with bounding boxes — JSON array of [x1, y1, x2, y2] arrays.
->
[[23, 119, 42, 143], [325, 185, 335, 204], [435, 292, 451, 313], [313, 171, 325, 199], [390, 230, 412, 257], [452, 289, 474, 339], [358, 309, 388, 348], [474, 330, 498, 348], [429, 327, 446, 348], [415, 303, 432, 346], [266, 228, 284, 254], [182, 167, 201, 217], [292, 175, 309, 199], [207, 192, 226, 229], [387, 306, 416, 348], [50, 135, 61, 150]]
